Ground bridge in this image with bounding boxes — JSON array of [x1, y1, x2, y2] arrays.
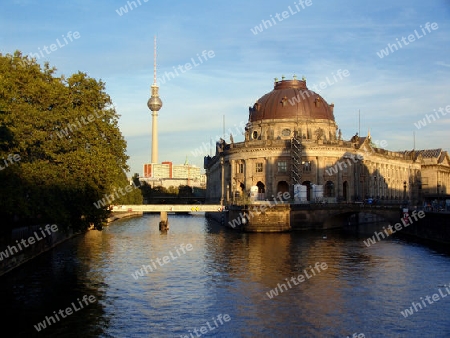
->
[[111, 202, 409, 232], [110, 204, 223, 230], [111, 204, 223, 213], [290, 203, 405, 230]]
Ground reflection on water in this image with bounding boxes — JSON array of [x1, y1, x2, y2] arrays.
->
[[1, 214, 450, 337]]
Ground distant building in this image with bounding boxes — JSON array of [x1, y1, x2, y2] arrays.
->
[[204, 76, 450, 205], [142, 161, 206, 189], [143, 161, 202, 179]]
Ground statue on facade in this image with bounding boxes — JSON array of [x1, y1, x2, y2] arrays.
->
[[314, 128, 324, 140], [350, 132, 359, 143], [216, 138, 226, 153]]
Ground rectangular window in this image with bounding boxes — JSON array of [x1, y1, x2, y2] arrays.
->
[[238, 163, 244, 173], [278, 161, 287, 172], [303, 161, 312, 172], [255, 163, 263, 173]]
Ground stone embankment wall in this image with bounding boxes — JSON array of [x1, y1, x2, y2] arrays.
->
[[0, 212, 143, 277], [107, 211, 143, 223], [228, 204, 291, 232], [205, 211, 227, 225], [0, 225, 78, 277], [396, 212, 450, 245]]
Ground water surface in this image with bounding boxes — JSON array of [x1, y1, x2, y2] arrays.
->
[[1, 214, 450, 337]]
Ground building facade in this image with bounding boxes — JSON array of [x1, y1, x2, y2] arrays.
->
[[204, 77, 450, 206], [143, 161, 202, 179], [142, 161, 206, 190]]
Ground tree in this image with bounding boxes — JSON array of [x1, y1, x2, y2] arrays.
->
[[139, 181, 153, 204], [0, 51, 141, 232], [167, 185, 178, 195], [178, 185, 193, 197]]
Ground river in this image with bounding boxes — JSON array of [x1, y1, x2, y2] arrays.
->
[[1, 214, 450, 337]]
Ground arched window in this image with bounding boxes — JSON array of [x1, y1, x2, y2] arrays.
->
[[277, 181, 289, 200], [343, 181, 348, 202], [256, 181, 265, 200], [325, 181, 334, 197]]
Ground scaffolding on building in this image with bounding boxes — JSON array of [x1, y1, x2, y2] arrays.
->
[[291, 133, 303, 186]]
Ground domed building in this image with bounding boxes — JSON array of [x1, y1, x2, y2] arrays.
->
[[204, 76, 450, 229]]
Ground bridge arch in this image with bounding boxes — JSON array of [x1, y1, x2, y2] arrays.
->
[[290, 204, 404, 229], [321, 207, 402, 228]]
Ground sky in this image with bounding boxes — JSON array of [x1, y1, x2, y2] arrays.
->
[[1, 0, 450, 176]]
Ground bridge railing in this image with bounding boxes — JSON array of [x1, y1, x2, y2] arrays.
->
[[290, 202, 403, 210], [111, 204, 224, 213]]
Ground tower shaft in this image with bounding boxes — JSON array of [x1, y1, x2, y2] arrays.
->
[[151, 111, 158, 164]]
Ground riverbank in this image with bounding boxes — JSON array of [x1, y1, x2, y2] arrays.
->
[[0, 225, 80, 277], [394, 211, 450, 245], [107, 211, 143, 224], [0, 212, 144, 276]]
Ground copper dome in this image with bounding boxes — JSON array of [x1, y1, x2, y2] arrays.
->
[[249, 78, 335, 122]]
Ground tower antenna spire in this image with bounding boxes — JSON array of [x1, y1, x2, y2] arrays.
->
[[358, 109, 360, 137], [147, 35, 163, 165], [153, 35, 157, 85]]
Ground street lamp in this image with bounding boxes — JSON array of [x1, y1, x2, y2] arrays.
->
[[220, 157, 224, 205]]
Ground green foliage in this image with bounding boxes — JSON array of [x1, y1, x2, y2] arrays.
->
[[178, 185, 193, 197], [167, 185, 178, 195], [139, 182, 201, 204], [0, 51, 141, 232]]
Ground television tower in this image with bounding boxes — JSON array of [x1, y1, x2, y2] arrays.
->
[[147, 35, 163, 164]]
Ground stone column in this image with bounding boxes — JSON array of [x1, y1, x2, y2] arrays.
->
[[220, 157, 224, 205], [245, 159, 252, 198], [230, 159, 235, 203], [267, 156, 274, 198]]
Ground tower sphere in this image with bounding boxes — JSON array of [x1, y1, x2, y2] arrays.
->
[[148, 96, 162, 111], [148, 84, 162, 111]]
